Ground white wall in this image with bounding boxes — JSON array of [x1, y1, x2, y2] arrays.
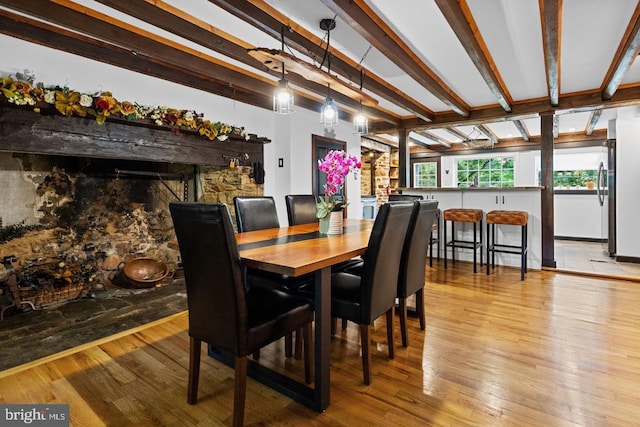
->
[[1, 35, 363, 225]]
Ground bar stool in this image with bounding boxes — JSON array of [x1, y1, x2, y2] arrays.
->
[[486, 210, 529, 280], [443, 208, 484, 273]]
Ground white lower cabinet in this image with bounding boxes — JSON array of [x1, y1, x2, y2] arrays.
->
[[402, 188, 541, 270]]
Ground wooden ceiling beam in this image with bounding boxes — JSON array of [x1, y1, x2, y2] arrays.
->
[[210, 0, 434, 121], [0, 0, 272, 89], [0, 0, 361, 122], [412, 128, 607, 154], [513, 120, 531, 142], [602, 2, 640, 100], [320, 0, 470, 117], [415, 131, 452, 148], [368, 85, 640, 133], [408, 132, 436, 149], [476, 125, 499, 145], [585, 109, 603, 136], [445, 127, 469, 141], [539, 0, 561, 106], [97, 0, 399, 125], [0, 8, 338, 118], [435, 0, 512, 112], [0, 10, 275, 110]]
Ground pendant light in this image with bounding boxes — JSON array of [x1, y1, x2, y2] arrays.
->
[[319, 19, 339, 127], [352, 70, 368, 134], [273, 65, 294, 114], [273, 26, 294, 114], [320, 83, 339, 127]]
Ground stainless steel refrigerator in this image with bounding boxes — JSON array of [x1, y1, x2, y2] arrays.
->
[[597, 134, 616, 257]]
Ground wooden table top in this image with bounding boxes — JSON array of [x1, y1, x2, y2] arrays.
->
[[237, 219, 373, 277], [168, 219, 373, 277]]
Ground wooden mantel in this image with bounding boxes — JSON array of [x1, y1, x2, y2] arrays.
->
[[0, 106, 268, 166]]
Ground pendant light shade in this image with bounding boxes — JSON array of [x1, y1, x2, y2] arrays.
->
[[273, 26, 294, 115], [320, 91, 339, 127], [273, 76, 294, 114], [352, 101, 368, 134], [353, 70, 368, 134]]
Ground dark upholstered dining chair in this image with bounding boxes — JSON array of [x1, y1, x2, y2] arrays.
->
[[397, 200, 438, 347], [330, 202, 413, 384], [389, 194, 440, 267], [285, 194, 318, 226], [234, 196, 280, 232], [388, 194, 424, 202], [234, 195, 311, 357], [169, 202, 313, 427]]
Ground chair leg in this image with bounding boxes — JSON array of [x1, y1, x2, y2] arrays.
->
[[233, 356, 247, 427], [360, 324, 371, 385], [341, 318, 348, 330], [429, 231, 434, 267], [399, 297, 409, 347], [285, 333, 293, 357], [294, 328, 303, 360], [187, 337, 201, 404], [416, 288, 426, 331], [386, 309, 394, 360], [303, 322, 312, 384]]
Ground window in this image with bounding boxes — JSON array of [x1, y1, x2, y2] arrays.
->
[[413, 162, 437, 187], [456, 156, 514, 187], [551, 169, 598, 189]]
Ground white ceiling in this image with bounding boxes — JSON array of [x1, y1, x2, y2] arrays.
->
[[1, 0, 639, 143]]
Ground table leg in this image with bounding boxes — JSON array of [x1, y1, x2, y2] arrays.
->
[[314, 266, 331, 411]]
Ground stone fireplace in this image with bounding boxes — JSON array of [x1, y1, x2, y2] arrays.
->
[[0, 106, 266, 318], [0, 153, 187, 316]]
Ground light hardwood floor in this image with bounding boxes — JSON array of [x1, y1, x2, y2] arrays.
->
[[2, 261, 640, 426]]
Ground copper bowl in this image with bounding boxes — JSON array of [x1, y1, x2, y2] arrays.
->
[[122, 257, 170, 288]]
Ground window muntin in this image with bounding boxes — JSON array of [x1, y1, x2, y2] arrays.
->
[[413, 162, 437, 187], [456, 157, 514, 187]]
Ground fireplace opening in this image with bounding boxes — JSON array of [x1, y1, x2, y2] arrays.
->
[[0, 152, 195, 319]]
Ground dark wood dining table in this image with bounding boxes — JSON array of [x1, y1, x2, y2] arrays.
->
[[234, 219, 373, 412], [170, 218, 374, 412]]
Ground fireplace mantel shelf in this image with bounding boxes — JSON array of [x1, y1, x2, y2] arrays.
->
[[0, 106, 266, 166]]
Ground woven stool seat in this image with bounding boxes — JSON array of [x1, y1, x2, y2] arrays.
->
[[443, 208, 483, 273], [443, 208, 483, 223], [486, 210, 528, 280], [486, 210, 528, 226]]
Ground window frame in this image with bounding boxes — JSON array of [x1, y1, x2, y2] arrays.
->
[[454, 154, 516, 188]]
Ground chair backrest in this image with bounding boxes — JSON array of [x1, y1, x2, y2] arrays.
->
[[398, 200, 439, 298], [234, 196, 280, 232], [285, 195, 318, 226], [360, 202, 414, 323], [388, 194, 424, 202], [169, 202, 248, 356]]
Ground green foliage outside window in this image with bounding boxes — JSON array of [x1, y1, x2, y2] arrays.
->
[[456, 157, 515, 187], [551, 169, 598, 188], [413, 162, 437, 187]]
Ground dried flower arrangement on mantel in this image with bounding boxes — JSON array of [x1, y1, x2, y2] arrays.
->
[[0, 71, 270, 144]]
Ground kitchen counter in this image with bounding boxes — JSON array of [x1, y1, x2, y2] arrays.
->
[[400, 187, 542, 269], [398, 186, 544, 191]]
